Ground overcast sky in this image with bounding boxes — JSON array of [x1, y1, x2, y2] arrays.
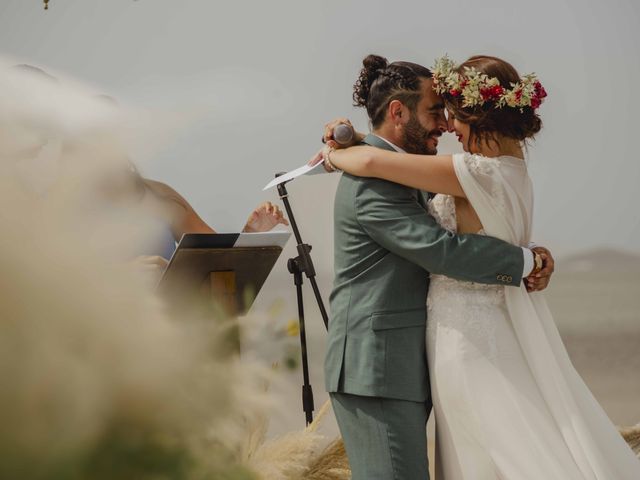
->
[[0, 0, 638, 260]]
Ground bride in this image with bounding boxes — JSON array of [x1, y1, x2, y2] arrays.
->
[[315, 55, 640, 479]]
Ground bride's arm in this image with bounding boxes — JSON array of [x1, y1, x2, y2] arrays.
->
[[328, 146, 466, 198]]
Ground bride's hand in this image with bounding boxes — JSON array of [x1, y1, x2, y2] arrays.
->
[[310, 145, 376, 176], [308, 145, 341, 172]]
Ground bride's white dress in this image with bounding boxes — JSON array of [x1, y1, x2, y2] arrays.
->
[[426, 153, 640, 479]]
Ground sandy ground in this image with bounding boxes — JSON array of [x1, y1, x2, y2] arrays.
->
[[562, 333, 640, 427], [547, 269, 640, 427]]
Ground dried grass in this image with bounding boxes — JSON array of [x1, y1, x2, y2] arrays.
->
[[304, 438, 350, 480], [620, 424, 640, 457], [242, 398, 352, 480], [0, 60, 353, 480], [0, 63, 267, 479], [245, 401, 330, 480]]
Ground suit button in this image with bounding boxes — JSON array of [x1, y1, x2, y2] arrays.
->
[[507, 276, 513, 283]]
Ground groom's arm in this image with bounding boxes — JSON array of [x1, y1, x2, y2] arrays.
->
[[355, 178, 529, 287]]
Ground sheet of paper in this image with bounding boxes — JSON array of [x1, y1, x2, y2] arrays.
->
[[233, 231, 291, 248], [262, 159, 327, 191]]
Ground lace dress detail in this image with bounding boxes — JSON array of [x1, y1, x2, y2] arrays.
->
[[462, 154, 506, 216], [463, 153, 500, 176], [428, 194, 457, 233], [426, 194, 505, 363]]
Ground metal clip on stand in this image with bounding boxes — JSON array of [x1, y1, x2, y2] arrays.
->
[[275, 172, 329, 426]]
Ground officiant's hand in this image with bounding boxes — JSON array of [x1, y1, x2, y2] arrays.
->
[[525, 246, 555, 292], [242, 201, 289, 233]]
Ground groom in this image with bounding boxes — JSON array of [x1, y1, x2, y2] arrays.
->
[[323, 55, 553, 480]]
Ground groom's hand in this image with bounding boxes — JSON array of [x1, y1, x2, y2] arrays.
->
[[525, 246, 555, 292]]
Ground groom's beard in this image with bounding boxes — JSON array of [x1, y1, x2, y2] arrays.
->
[[402, 112, 440, 155]]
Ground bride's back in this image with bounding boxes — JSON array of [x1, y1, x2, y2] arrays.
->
[[450, 153, 533, 248]]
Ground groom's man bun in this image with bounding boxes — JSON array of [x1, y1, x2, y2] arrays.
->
[[353, 54, 432, 128], [352, 54, 389, 108]]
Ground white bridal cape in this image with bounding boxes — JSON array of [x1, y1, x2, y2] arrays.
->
[[426, 153, 640, 479]]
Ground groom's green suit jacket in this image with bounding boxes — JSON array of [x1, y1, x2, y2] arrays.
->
[[325, 134, 524, 402]]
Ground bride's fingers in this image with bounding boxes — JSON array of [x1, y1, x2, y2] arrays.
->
[[324, 123, 337, 143], [323, 117, 351, 143], [308, 149, 324, 166], [324, 117, 350, 131]]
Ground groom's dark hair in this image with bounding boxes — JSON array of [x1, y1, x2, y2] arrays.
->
[[353, 54, 432, 128]]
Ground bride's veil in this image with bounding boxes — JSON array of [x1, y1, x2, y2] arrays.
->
[[453, 152, 640, 479]]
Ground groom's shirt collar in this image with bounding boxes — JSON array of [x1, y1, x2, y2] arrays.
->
[[372, 134, 406, 153]]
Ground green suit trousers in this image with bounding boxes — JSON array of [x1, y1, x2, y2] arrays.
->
[[330, 392, 430, 480]]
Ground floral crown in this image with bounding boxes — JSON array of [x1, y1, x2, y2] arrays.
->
[[431, 55, 547, 111]]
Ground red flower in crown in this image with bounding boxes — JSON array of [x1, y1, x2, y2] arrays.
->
[[531, 96, 542, 109], [450, 89, 461, 97], [530, 81, 547, 109], [534, 81, 547, 99], [480, 84, 505, 101], [480, 87, 492, 101]]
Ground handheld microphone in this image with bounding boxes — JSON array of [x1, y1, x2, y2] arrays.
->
[[333, 123, 355, 146]]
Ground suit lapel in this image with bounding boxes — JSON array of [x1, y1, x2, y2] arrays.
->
[[362, 134, 433, 209]]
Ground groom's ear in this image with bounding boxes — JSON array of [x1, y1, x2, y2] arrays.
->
[[388, 100, 405, 125], [388, 99, 409, 127]]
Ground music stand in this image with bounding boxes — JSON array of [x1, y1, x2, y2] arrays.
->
[[157, 232, 290, 320]]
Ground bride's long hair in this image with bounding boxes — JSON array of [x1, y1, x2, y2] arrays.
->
[[444, 55, 543, 150]]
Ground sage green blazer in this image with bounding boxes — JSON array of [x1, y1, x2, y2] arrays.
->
[[325, 134, 524, 402]]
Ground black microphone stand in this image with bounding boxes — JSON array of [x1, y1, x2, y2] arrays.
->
[[275, 172, 329, 426]]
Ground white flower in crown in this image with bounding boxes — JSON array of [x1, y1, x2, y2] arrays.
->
[[431, 56, 547, 111], [431, 55, 457, 94]]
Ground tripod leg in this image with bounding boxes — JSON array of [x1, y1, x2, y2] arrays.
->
[[308, 277, 329, 329], [294, 270, 314, 425]]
